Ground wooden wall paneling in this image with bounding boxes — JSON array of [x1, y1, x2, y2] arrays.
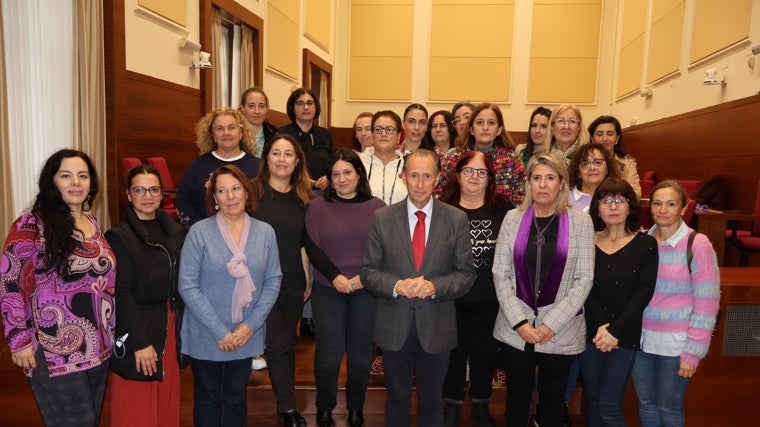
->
[[114, 72, 201, 217], [104, 0, 127, 225], [624, 94, 760, 212]]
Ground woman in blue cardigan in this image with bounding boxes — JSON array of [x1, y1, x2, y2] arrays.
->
[[180, 165, 282, 427]]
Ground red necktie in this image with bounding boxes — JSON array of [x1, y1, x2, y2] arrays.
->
[[412, 210, 426, 271]]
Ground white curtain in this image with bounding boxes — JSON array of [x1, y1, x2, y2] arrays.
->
[[2, 0, 74, 218], [0, 3, 13, 230], [238, 25, 255, 99]]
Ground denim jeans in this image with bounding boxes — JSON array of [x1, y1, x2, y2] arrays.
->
[[631, 352, 690, 427], [578, 344, 636, 427]]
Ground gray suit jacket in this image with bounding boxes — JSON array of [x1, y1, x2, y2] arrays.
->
[[361, 198, 476, 354]]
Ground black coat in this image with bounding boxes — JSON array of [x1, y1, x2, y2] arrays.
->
[[105, 206, 186, 381]]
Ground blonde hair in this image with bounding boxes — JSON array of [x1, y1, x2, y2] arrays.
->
[[541, 104, 590, 153], [520, 152, 570, 214], [194, 108, 256, 155]]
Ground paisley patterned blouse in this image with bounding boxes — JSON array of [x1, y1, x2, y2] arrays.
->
[[0, 212, 116, 377]]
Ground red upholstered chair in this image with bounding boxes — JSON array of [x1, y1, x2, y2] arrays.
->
[[683, 198, 697, 227], [730, 182, 760, 266], [676, 180, 701, 197], [146, 157, 178, 220], [641, 179, 655, 199], [642, 170, 656, 181], [122, 157, 142, 176]]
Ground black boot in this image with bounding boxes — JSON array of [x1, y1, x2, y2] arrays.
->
[[443, 401, 461, 427], [347, 410, 365, 427], [299, 317, 316, 338], [316, 410, 333, 427], [471, 401, 496, 427]]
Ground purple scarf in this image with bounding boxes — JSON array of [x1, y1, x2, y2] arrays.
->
[[216, 213, 256, 322], [512, 205, 569, 314]]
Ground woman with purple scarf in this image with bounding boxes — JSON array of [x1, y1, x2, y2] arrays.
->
[[492, 153, 594, 427]]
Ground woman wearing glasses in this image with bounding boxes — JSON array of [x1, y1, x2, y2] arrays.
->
[[279, 88, 334, 194], [451, 102, 475, 136], [580, 177, 658, 427], [567, 143, 622, 213], [106, 164, 186, 426], [545, 105, 590, 165], [439, 151, 514, 427], [437, 102, 525, 206], [423, 110, 458, 161], [588, 115, 642, 199], [359, 110, 408, 205]]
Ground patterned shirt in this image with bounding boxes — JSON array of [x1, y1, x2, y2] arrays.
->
[[0, 212, 116, 377]]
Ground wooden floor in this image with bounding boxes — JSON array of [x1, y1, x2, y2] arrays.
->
[[0, 334, 757, 426]]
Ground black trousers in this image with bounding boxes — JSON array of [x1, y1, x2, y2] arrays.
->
[[381, 316, 450, 427], [190, 357, 252, 427], [500, 342, 575, 427], [265, 272, 306, 413], [442, 299, 500, 402], [312, 284, 377, 411]]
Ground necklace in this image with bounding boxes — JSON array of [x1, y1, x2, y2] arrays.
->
[[368, 155, 401, 204], [533, 214, 557, 248], [532, 213, 557, 298]]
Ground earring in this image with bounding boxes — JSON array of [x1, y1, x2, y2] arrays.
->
[[215, 204, 219, 210]]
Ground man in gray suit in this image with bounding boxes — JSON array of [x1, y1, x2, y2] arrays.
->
[[361, 149, 476, 427]]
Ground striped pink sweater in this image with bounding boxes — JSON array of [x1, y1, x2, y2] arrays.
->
[[643, 225, 720, 366]]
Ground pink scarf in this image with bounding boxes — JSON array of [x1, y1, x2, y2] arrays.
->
[[216, 214, 256, 322]]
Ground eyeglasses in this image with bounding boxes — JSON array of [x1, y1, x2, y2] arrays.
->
[[131, 186, 162, 197], [373, 126, 397, 135], [295, 101, 315, 109], [452, 114, 471, 126], [580, 159, 606, 170], [461, 167, 489, 178], [555, 118, 579, 128], [600, 196, 627, 206]]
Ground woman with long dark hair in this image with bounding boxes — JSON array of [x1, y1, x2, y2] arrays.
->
[[250, 134, 315, 427], [1, 149, 115, 426]]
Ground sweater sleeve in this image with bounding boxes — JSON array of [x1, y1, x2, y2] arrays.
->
[[607, 234, 658, 342], [175, 158, 205, 229], [681, 233, 720, 366], [0, 214, 39, 353], [304, 203, 341, 282]]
